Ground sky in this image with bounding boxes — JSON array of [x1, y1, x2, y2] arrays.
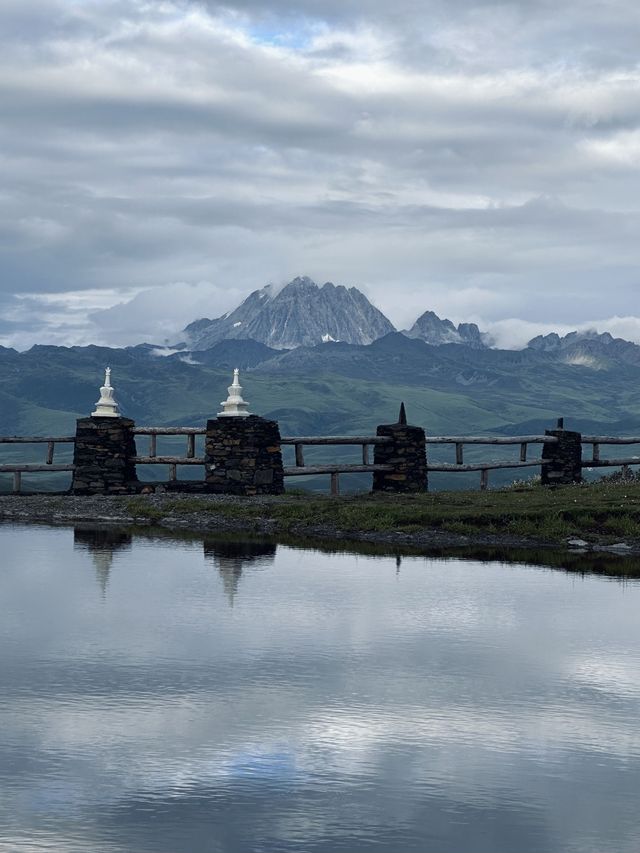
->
[[2, 0, 640, 350]]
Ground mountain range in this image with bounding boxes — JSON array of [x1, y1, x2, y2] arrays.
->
[[3, 324, 640, 438], [3, 275, 640, 492], [180, 276, 485, 351], [179, 276, 632, 362]]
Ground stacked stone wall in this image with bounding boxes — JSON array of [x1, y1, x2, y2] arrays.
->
[[71, 417, 139, 495], [541, 428, 583, 485], [373, 422, 427, 493], [205, 416, 284, 495]]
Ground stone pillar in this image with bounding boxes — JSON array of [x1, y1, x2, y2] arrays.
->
[[372, 405, 427, 493], [541, 423, 583, 486], [71, 417, 139, 495], [205, 416, 284, 496]]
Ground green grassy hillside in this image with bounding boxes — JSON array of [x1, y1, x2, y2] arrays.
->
[[3, 336, 640, 493]]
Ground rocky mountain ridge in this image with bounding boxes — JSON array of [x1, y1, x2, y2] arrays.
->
[[404, 310, 485, 348], [183, 276, 395, 350], [528, 330, 640, 368], [180, 276, 493, 352], [175, 275, 640, 365]]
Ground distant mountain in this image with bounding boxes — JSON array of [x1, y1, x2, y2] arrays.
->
[[182, 276, 396, 350], [180, 339, 282, 369], [5, 331, 640, 438], [404, 311, 486, 348], [527, 330, 640, 368], [6, 332, 640, 495]]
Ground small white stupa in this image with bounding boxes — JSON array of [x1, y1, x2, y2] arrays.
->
[[92, 367, 120, 418], [218, 368, 251, 417]]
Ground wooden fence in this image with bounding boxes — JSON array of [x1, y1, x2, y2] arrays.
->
[[132, 427, 206, 482], [281, 434, 556, 493], [582, 436, 640, 469], [280, 435, 393, 495], [0, 435, 75, 494], [2, 429, 640, 494]]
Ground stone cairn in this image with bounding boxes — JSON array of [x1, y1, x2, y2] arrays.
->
[[204, 368, 285, 496], [71, 368, 139, 495], [541, 418, 583, 485], [373, 403, 428, 492]]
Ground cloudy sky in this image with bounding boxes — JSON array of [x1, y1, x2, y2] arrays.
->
[[2, 0, 640, 349]]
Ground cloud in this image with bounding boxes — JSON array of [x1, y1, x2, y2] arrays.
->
[[89, 281, 247, 345], [485, 316, 640, 350], [1, 0, 640, 347]]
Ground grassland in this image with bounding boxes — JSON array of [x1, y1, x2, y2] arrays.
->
[[123, 481, 640, 545]]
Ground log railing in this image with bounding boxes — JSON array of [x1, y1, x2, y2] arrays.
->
[[582, 436, 640, 471], [424, 434, 558, 490], [131, 427, 207, 483], [4, 427, 640, 494], [281, 434, 560, 492], [0, 436, 75, 493], [280, 435, 394, 495]]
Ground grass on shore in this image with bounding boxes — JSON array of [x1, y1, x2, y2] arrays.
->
[[126, 481, 640, 543]]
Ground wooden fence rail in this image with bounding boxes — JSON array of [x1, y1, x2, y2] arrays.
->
[[4, 427, 640, 494], [281, 434, 559, 492], [0, 436, 75, 493], [280, 434, 391, 473], [131, 426, 206, 462], [422, 435, 557, 486], [280, 436, 538, 492], [128, 428, 208, 482], [580, 435, 640, 470], [0, 436, 75, 444]]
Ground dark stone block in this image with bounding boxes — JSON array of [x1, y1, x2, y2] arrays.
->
[[205, 416, 284, 495], [255, 468, 274, 485], [541, 429, 583, 485], [373, 420, 427, 493], [71, 416, 139, 495]]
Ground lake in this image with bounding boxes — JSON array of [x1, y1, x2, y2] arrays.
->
[[1, 524, 640, 852]]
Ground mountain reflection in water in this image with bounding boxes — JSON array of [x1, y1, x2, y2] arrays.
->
[[2, 523, 640, 853]]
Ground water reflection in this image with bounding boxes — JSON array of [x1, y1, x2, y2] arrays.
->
[[417, 545, 640, 578], [73, 527, 133, 596], [3, 524, 640, 853], [72, 528, 277, 604], [72, 523, 640, 600], [203, 538, 277, 604]]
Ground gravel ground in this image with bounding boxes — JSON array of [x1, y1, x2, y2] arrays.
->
[[1, 492, 639, 557]]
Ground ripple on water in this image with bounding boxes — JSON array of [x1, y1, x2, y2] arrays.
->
[[1, 525, 640, 853]]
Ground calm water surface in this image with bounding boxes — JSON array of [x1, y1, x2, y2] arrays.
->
[[1, 525, 640, 853]]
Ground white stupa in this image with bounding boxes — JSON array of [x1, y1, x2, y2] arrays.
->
[[218, 368, 251, 417], [91, 367, 120, 417]]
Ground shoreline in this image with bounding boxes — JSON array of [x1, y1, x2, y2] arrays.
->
[[1, 491, 640, 558]]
